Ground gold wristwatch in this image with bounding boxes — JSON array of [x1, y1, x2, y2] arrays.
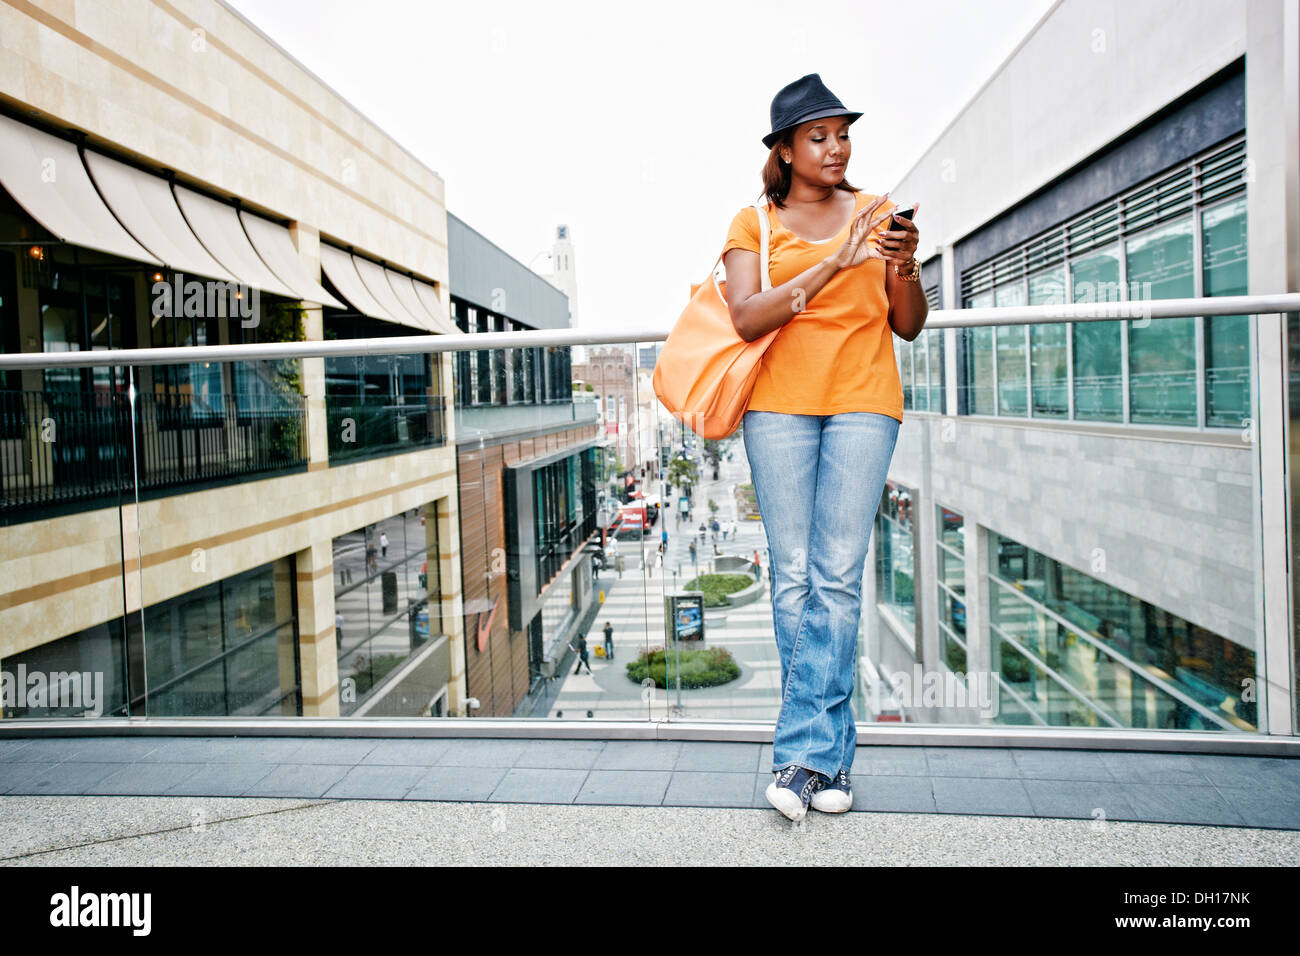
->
[[894, 256, 920, 281]]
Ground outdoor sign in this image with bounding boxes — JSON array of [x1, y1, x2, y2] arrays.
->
[[664, 592, 705, 643]]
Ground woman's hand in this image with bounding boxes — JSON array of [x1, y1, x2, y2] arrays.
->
[[877, 202, 921, 266], [831, 194, 900, 271]]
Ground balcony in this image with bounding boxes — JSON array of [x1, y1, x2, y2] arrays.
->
[[0, 299, 1298, 864]]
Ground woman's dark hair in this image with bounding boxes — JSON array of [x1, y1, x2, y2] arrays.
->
[[760, 127, 858, 208]]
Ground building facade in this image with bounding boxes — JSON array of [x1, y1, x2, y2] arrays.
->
[[861, 0, 1297, 735]]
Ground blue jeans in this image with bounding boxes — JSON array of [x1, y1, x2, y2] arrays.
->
[[742, 410, 900, 781]]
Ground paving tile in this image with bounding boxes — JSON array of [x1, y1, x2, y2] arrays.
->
[[436, 739, 529, 768], [1194, 755, 1300, 792], [662, 771, 756, 807], [222, 738, 321, 763], [849, 773, 936, 813], [924, 747, 1021, 778], [323, 765, 429, 800], [511, 740, 606, 770], [282, 738, 380, 765], [0, 759, 60, 795], [62, 738, 164, 763], [574, 770, 672, 805], [592, 741, 683, 771], [672, 742, 760, 773], [405, 766, 508, 802], [752, 771, 774, 809], [4, 739, 96, 763], [1119, 783, 1246, 827], [88, 762, 204, 795], [488, 768, 589, 804], [358, 739, 454, 767], [931, 777, 1035, 816], [243, 763, 354, 798], [162, 763, 278, 797], [11, 762, 123, 795], [1212, 786, 1300, 830], [1011, 749, 1115, 781], [852, 746, 928, 776], [1022, 779, 1137, 820], [1097, 752, 1212, 786], [0, 739, 36, 761]]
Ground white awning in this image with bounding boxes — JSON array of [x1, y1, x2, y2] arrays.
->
[[240, 211, 345, 309], [413, 279, 461, 335], [83, 150, 239, 283], [318, 244, 399, 324], [387, 271, 440, 333], [0, 113, 158, 264], [353, 255, 428, 331], [173, 185, 297, 299]]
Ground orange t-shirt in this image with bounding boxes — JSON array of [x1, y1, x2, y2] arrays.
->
[[722, 189, 904, 421]]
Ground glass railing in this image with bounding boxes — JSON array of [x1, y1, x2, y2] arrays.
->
[[0, 293, 1296, 742]]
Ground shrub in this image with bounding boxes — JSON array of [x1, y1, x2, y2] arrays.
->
[[626, 645, 740, 689]]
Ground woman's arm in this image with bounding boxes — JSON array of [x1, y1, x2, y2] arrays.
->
[[724, 196, 895, 343], [724, 248, 840, 342], [885, 263, 928, 341], [879, 207, 927, 341]]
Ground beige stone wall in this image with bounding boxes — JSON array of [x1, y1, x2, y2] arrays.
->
[[0, 0, 447, 284]]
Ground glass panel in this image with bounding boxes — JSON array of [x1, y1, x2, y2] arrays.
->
[[913, 334, 929, 411], [927, 328, 944, 413], [963, 292, 994, 414], [899, 339, 913, 410], [875, 481, 916, 636], [1071, 247, 1122, 421], [1126, 217, 1195, 425], [1028, 268, 1068, 417], [990, 530, 1255, 731], [994, 283, 1028, 416], [1202, 198, 1250, 428]]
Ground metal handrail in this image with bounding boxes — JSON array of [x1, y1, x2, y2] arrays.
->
[[2, 293, 1297, 369]]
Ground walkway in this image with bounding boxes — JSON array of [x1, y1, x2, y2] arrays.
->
[[0, 736, 1296, 865]]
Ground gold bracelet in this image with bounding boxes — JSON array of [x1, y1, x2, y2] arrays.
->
[[894, 256, 920, 281]]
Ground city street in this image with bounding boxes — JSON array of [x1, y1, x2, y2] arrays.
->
[[548, 435, 785, 720]]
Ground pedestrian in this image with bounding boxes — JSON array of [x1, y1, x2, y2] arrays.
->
[[335, 610, 344, 645], [569, 633, 593, 675], [379, 531, 389, 558], [603, 621, 614, 661], [365, 541, 377, 574], [711, 73, 920, 823], [689, 540, 697, 563], [615, 552, 625, 579]]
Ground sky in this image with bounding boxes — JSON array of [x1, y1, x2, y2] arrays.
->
[[226, 0, 1058, 336]]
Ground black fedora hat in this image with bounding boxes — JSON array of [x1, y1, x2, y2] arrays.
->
[[763, 73, 862, 149]]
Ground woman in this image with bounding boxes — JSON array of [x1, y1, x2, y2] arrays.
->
[[722, 73, 927, 822]]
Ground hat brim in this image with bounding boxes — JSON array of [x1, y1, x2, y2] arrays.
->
[[763, 108, 863, 149]]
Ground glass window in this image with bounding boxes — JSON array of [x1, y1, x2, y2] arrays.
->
[[963, 292, 994, 415], [1028, 268, 1068, 418], [899, 338, 914, 410], [875, 480, 916, 636], [994, 283, 1028, 416], [927, 328, 945, 413], [988, 530, 1255, 731], [913, 333, 930, 411], [936, 505, 966, 667], [1202, 198, 1249, 428], [1070, 247, 1123, 421], [1126, 218, 1195, 425]]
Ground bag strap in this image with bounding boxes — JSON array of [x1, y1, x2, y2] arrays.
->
[[711, 200, 771, 291]]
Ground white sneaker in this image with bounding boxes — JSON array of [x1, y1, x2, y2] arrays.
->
[[765, 766, 822, 822], [809, 768, 853, 813]]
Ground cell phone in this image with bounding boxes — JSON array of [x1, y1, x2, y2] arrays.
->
[[890, 205, 916, 229]]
